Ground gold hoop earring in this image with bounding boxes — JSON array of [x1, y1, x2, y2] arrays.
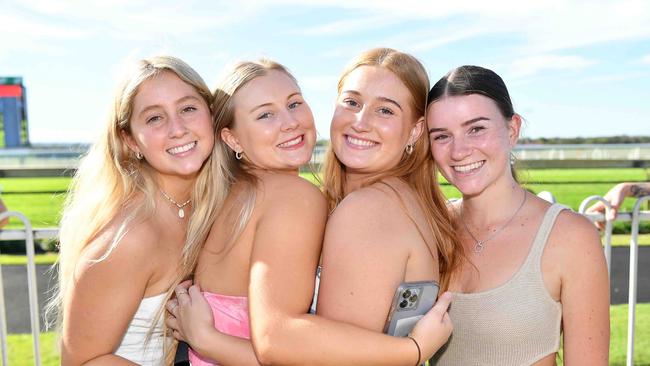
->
[[135, 152, 143, 160], [405, 144, 414, 155], [235, 151, 243, 160]]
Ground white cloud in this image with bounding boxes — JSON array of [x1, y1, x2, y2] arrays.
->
[[509, 54, 596, 78], [640, 54, 650, 65]]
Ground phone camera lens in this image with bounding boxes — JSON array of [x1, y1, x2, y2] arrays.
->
[[399, 300, 408, 308], [403, 290, 411, 299], [410, 294, 418, 302]]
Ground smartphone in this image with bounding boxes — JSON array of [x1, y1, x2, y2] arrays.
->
[[384, 281, 439, 337]]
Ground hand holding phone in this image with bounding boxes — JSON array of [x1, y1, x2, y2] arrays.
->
[[384, 281, 439, 337]]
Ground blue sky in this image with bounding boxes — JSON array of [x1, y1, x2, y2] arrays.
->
[[2, 0, 649, 143]]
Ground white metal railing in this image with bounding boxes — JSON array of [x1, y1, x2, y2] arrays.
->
[[0, 213, 57, 366], [0, 198, 648, 364], [578, 195, 650, 366]]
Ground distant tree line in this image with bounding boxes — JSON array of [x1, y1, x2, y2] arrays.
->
[[519, 135, 650, 144]]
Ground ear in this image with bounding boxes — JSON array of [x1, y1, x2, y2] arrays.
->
[[408, 117, 425, 146], [508, 114, 522, 148], [120, 129, 140, 156], [220, 127, 242, 153]]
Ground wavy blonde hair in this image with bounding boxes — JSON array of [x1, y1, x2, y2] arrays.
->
[[209, 59, 301, 253], [321, 48, 462, 292], [46, 56, 232, 362]]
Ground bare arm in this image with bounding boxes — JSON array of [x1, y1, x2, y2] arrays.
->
[[587, 182, 650, 227], [60, 228, 155, 365], [558, 212, 610, 365], [247, 177, 450, 365]]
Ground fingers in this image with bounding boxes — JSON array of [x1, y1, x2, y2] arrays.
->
[[166, 312, 179, 331], [166, 298, 179, 316], [175, 284, 191, 305], [431, 291, 453, 317], [586, 202, 604, 214], [188, 284, 202, 300], [606, 207, 618, 222], [179, 279, 193, 289]]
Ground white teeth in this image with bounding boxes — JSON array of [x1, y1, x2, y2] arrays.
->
[[167, 141, 196, 155], [278, 135, 303, 148], [346, 135, 377, 147], [453, 161, 484, 173]]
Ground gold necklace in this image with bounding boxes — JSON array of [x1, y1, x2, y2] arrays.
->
[[461, 189, 527, 253], [160, 190, 191, 219]]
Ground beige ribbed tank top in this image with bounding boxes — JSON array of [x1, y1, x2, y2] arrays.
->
[[432, 203, 565, 366]]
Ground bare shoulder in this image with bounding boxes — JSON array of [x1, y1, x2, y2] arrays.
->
[[77, 212, 160, 276], [328, 183, 413, 247], [333, 184, 397, 218], [258, 173, 326, 208], [548, 208, 603, 263]]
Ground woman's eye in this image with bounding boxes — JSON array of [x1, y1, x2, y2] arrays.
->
[[432, 134, 449, 141], [469, 126, 485, 134], [146, 115, 162, 124], [288, 101, 302, 109], [378, 107, 394, 115], [343, 99, 359, 108], [182, 106, 197, 113], [257, 112, 272, 120]]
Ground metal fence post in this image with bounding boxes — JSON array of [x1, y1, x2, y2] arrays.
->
[[627, 196, 650, 366], [0, 211, 41, 366], [579, 196, 614, 277]]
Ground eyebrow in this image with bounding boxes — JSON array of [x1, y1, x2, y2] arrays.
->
[[341, 90, 403, 111], [428, 116, 490, 134], [249, 92, 302, 114], [138, 95, 201, 117]]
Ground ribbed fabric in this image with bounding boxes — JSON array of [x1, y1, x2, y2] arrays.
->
[[432, 204, 566, 366], [114, 292, 166, 365]]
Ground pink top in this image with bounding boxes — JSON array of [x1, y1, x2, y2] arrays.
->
[[188, 292, 250, 366]]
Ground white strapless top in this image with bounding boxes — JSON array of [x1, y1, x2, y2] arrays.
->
[[114, 292, 167, 365]]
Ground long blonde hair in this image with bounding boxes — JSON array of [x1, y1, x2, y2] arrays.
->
[[47, 56, 232, 360], [321, 48, 462, 292], [210, 59, 301, 252]]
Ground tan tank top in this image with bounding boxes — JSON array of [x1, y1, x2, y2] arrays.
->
[[432, 203, 565, 366]]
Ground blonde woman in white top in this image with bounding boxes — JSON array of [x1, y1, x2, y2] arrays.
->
[[49, 56, 230, 365]]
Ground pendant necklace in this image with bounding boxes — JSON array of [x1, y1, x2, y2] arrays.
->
[[160, 190, 191, 219], [461, 189, 527, 254]]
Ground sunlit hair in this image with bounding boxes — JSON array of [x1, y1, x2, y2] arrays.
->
[[427, 65, 519, 182], [321, 47, 462, 292], [210, 58, 301, 261], [46, 56, 232, 361]]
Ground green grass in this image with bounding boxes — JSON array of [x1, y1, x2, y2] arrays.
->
[[0, 177, 71, 193], [0, 253, 59, 265], [3, 332, 59, 366], [4, 303, 648, 365], [609, 303, 650, 365], [2, 169, 648, 231], [518, 168, 649, 184]]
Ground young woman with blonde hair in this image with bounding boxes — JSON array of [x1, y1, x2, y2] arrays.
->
[[316, 46, 462, 349], [166, 56, 453, 365], [48, 56, 230, 365]]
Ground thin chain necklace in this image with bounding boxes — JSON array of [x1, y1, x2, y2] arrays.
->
[[160, 190, 191, 219], [461, 189, 527, 254]]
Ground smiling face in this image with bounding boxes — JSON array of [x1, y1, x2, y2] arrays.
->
[[221, 69, 316, 172], [123, 71, 214, 181], [330, 65, 422, 176], [427, 94, 520, 197]]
